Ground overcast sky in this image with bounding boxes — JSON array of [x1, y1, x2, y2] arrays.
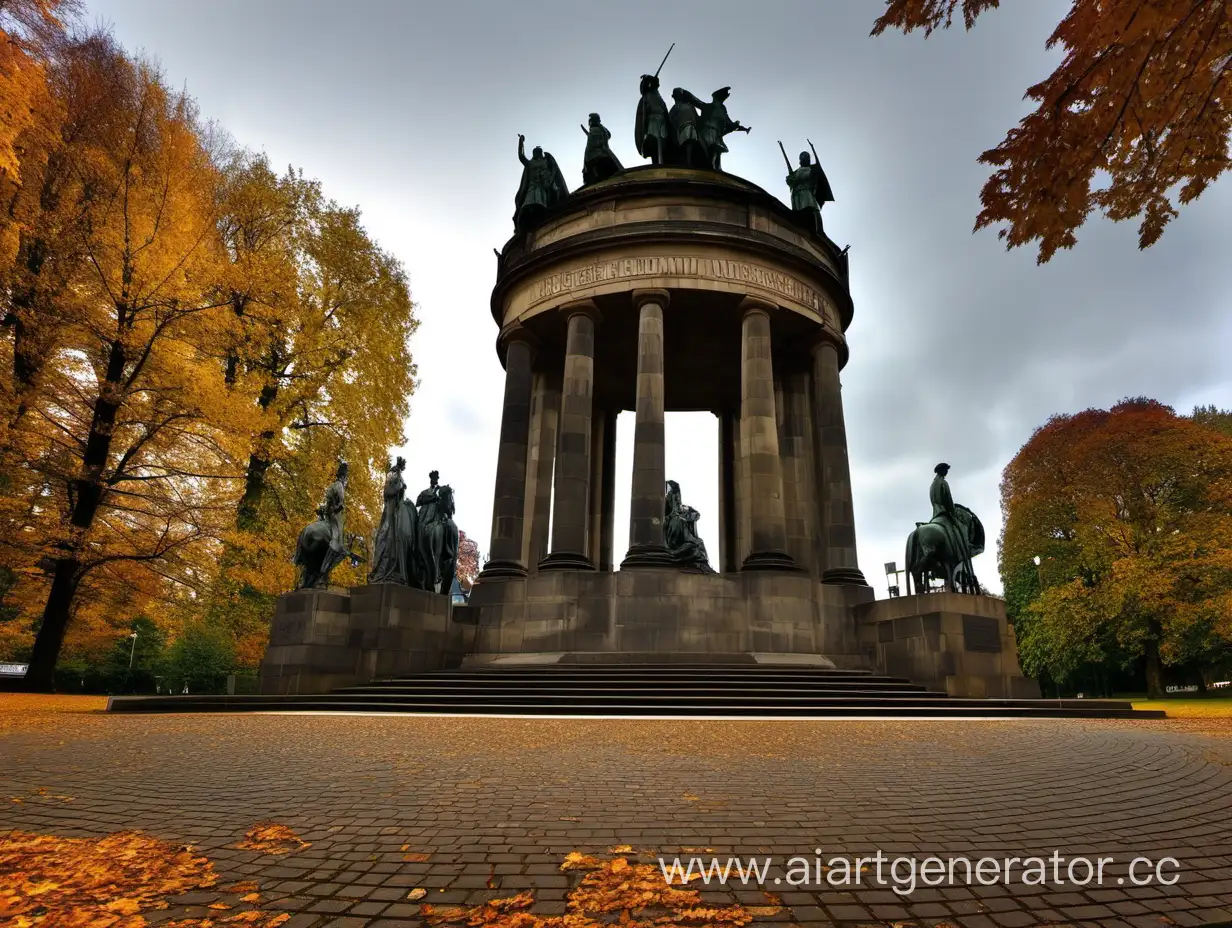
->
[[90, 0, 1232, 595]]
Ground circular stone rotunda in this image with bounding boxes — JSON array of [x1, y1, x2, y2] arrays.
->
[[114, 164, 1161, 717]]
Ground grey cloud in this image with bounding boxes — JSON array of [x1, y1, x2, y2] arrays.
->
[[90, 0, 1232, 590]]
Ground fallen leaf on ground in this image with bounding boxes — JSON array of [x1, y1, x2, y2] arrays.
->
[[0, 829, 287, 928], [424, 854, 757, 928], [236, 822, 310, 855], [408, 888, 427, 900], [560, 851, 603, 871]]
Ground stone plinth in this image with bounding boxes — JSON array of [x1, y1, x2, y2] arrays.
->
[[856, 593, 1040, 698], [259, 584, 464, 694], [462, 570, 870, 666]]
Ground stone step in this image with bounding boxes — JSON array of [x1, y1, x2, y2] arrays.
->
[[107, 693, 1163, 718], [335, 675, 931, 690]]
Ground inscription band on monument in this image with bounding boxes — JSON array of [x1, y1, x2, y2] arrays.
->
[[528, 255, 824, 312]]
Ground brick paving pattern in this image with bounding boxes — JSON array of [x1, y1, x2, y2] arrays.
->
[[2, 700, 1232, 927]]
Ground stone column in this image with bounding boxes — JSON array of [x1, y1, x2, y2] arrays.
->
[[717, 409, 738, 572], [738, 298, 799, 571], [812, 336, 867, 585], [599, 409, 617, 570], [522, 368, 560, 569], [621, 289, 674, 568], [587, 410, 606, 566], [779, 369, 818, 575], [477, 328, 538, 580], [540, 301, 600, 571]]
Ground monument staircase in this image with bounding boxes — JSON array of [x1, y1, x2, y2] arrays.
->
[[109, 661, 1162, 718]]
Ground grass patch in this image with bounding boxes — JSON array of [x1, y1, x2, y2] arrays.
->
[[1130, 698, 1232, 718]]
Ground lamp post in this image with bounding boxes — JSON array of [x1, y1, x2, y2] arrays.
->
[[127, 631, 139, 670], [1033, 555, 1043, 591], [884, 561, 897, 597]]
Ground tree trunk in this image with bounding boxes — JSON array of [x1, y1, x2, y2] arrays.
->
[[235, 380, 279, 530], [1144, 637, 1164, 699], [236, 447, 272, 530], [24, 338, 126, 689], [23, 557, 81, 691]]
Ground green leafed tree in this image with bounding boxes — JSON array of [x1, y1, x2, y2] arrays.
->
[[1000, 398, 1232, 697]]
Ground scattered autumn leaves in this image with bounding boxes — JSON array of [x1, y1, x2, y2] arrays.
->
[[418, 848, 779, 928], [0, 830, 288, 928], [235, 823, 310, 856]]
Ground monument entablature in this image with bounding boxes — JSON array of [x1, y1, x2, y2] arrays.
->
[[493, 166, 853, 338]]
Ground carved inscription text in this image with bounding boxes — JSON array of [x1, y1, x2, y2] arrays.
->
[[528, 255, 824, 313]]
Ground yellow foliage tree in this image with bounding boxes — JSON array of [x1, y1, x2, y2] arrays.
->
[[0, 32, 417, 687], [209, 152, 416, 663], [6, 47, 254, 690]]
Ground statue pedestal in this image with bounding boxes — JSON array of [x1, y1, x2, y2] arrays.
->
[[856, 593, 1040, 698], [259, 584, 464, 695]]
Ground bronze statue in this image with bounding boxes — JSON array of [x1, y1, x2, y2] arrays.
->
[[905, 463, 984, 595], [664, 480, 714, 572], [580, 112, 623, 185], [635, 74, 670, 165], [668, 88, 707, 169], [780, 141, 833, 235], [416, 471, 459, 594], [695, 87, 749, 171], [514, 135, 569, 232], [369, 456, 419, 586], [291, 461, 350, 590]]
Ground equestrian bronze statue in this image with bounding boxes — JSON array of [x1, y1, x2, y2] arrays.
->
[[905, 463, 984, 594]]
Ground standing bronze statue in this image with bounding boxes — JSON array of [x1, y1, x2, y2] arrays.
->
[[514, 135, 569, 232], [635, 74, 671, 165], [369, 456, 419, 586], [664, 480, 714, 572], [580, 112, 623, 185], [779, 141, 833, 235], [905, 463, 984, 595], [694, 87, 750, 171], [668, 88, 708, 169], [416, 471, 459, 594], [291, 461, 350, 590]]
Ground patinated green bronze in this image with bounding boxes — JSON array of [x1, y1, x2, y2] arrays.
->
[[292, 461, 350, 590], [905, 463, 984, 594], [695, 87, 750, 171], [780, 142, 833, 235], [514, 135, 569, 232], [581, 113, 623, 185], [416, 471, 459, 595], [369, 456, 419, 587], [668, 88, 707, 169], [635, 74, 670, 165], [664, 480, 714, 572]]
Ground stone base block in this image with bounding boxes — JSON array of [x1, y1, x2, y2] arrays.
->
[[259, 583, 464, 694], [855, 592, 1041, 698], [463, 569, 872, 663]]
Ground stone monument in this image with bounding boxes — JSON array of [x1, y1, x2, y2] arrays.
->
[[262, 68, 1039, 700]]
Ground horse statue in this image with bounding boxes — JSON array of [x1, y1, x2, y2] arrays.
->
[[292, 521, 367, 590], [417, 483, 459, 595], [292, 516, 334, 590], [905, 502, 985, 595]]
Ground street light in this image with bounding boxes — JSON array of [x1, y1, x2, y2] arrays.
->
[[1033, 555, 1043, 591], [127, 631, 139, 670]]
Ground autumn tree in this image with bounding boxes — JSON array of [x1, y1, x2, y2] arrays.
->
[[7, 49, 258, 691], [1000, 398, 1232, 696], [207, 151, 416, 661], [873, 0, 1232, 262], [456, 530, 480, 591]]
